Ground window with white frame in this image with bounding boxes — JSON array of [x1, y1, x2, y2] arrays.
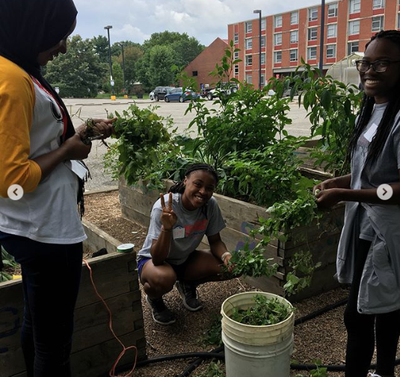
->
[[372, 16, 384, 32], [261, 53, 266, 65], [245, 74, 252, 84], [290, 49, 298, 62], [234, 51, 239, 60], [291, 11, 299, 25], [290, 30, 299, 43], [245, 21, 252, 33], [307, 46, 317, 60], [327, 24, 337, 38], [245, 38, 253, 50], [234, 65, 239, 76], [245, 55, 253, 66], [261, 74, 265, 86], [261, 36, 266, 48], [275, 15, 282, 28], [326, 44, 336, 58], [348, 41, 359, 54], [309, 7, 318, 21], [234, 33, 239, 44], [308, 27, 318, 41], [328, 3, 338, 18], [348, 20, 360, 35], [274, 51, 282, 63], [274, 33, 282, 46], [373, 0, 384, 9], [349, 0, 361, 14], [261, 18, 266, 30]]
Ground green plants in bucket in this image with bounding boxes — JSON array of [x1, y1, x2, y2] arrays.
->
[[221, 291, 294, 377]]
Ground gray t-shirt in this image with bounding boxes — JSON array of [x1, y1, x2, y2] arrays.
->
[[137, 193, 226, 265]]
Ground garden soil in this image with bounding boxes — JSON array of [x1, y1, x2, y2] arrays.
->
[[83, 190, 400, 377]]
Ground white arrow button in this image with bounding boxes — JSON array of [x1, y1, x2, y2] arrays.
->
[[7, 184, 24, 201]]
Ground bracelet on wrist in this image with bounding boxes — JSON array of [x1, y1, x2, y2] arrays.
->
[[221, 251, 231, 262]]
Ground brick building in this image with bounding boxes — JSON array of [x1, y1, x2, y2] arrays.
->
[[227, 0, 400, 89], [182, 37, 228, 89]]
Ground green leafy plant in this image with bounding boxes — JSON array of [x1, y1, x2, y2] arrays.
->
[[194, 361, 226, 377], [104, 103, 175, 188], [1, 246, 17, 282], [199, 314, 223, 347], [228, 294, 292, 326]]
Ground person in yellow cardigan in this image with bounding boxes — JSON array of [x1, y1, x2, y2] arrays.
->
[[0, 0, 114, 375]]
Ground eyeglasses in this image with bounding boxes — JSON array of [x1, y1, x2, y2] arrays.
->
[[355, 59, 400, 73]]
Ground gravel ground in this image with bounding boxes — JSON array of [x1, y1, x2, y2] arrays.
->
[[83, 190, 400, 377]]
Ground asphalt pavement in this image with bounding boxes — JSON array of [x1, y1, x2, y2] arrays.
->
[[63, 97, 312, 192]]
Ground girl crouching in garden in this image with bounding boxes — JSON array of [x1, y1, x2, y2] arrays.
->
[[137, 163, 234, 325]]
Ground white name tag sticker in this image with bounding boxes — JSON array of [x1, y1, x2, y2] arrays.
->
[[363, 123, 378, 142], [173, 226, 185, 239]]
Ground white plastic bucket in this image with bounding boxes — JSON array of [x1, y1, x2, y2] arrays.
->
[[221, 291, 294, 377]]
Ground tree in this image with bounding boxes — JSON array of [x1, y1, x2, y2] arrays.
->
[[92, 35, 109, 65], [44, 35, 106, 97]]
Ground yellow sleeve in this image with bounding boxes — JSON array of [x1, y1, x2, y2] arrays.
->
[[0, 57, 42, 198]]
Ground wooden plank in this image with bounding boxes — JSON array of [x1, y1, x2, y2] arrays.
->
[[70, 331, 147, 377]]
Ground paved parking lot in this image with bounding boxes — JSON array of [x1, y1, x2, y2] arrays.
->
[[63, 97, 313, 192]]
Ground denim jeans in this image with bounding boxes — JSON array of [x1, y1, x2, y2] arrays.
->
[[1, 235, 83, 377]]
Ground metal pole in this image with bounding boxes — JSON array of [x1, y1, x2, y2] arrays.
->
[[319, 0, 325, 74], [104, 25, 114, 95], [119, 43, 126, 93], [253, 10, 262, 90]]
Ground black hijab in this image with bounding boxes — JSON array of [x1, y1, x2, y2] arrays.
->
[[0, 0, 87, 215]]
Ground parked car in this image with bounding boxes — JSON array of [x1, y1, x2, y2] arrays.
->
[[151, 86, 175, 101], [164, 88, 200, 103], [206, 83, 238, 100], [149, 90, 155, 100]]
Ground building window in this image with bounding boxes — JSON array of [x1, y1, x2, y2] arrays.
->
[[261, 53, 266, 65], [327, 24, 337, 38], [234, 33, 239, 44], [275, 15, 282, 28], [245, 38, 252, 49], [261, 18, 266, 30], [274, 33, 282, 46], [308, 27, 318, 41], [349, 0, 361, 14], [261, 74, 265, 86], [348, 20, 360, 35], [372, 16, 384, 32], [192, 71, 198, 76], [291, 11, 299, 25], [373, 0, 385, 9], [245, 55, 253, 66], [234, 51, 239, 60], [246, 74, 252, 84], [290, 49, 298, 62], [307, 46, 317, 60], [261, 36, 266, 48], [290, 30, 299, 43], [245, 21, 252, 33], [274, 51, 282, 63], [348, 41, 359, 54], [309, 7, 318, 21], [328, 3, 338, 18], [234, 65, 239, 76], [326, 44, 336, 58]]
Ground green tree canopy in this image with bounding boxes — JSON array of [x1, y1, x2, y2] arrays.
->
[[44, 35, 107, 98]]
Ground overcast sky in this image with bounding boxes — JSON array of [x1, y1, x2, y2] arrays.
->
[[72, 0, 322, 46]]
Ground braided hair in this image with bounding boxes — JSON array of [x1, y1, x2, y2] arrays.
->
[[168, 163, 219, 218], [347, 30, 400, 164], [168, 163, 219, 194]]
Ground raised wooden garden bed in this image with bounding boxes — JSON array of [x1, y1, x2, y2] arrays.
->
[[0, 220, 146, 377], [119, 178, 344, 300]]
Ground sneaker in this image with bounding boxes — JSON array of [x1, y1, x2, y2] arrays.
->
[[367, 373, 382, 377], [176, 281, 203, 311], [145, 295, 176, 325]]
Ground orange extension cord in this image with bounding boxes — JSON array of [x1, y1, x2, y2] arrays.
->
[[83, 258, 138, 377]]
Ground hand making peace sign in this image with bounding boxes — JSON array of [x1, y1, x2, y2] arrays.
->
[[160, 192, 177, 230]]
